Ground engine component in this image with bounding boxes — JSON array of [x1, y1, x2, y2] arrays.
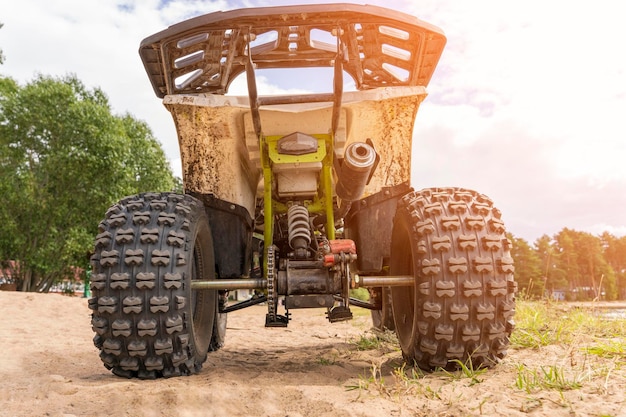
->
[[277, 132, 319, 155], [271, 133, 326, 198], [323, 239, 357, 266], [335, 141, 377, 202], [274, 162, 322, 198], [277, 260, 337, 295], [285, 295, 335, 309]]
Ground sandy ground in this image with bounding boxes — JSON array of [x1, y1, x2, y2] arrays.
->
[[0, 291, 624, 417]]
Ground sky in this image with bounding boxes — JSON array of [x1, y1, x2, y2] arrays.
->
[[1, 0, 625, 244]]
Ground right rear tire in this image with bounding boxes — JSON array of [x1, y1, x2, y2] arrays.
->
[[389, 188, 516, 370]]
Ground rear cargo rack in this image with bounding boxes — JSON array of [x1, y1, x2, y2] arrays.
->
[[139, 3, 446, 98]]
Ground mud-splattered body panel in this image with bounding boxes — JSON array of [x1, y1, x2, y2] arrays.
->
[[165, 87, 426, 217]]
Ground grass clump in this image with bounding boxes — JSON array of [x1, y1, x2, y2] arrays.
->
[[317, 356, 337, 366], [437, 357, 488, 386], [584, 339, 626, 361], [345, 361, 388, 394], [345, 361, 428, 397], [352, 329, 398, 351], [514, 363, 588, 393], [510, 301, 569, 348], [353, 334, 383, 351]]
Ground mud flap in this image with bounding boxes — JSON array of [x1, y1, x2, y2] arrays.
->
[[190, 193, 254, 279], [344, 182, 412, 273]]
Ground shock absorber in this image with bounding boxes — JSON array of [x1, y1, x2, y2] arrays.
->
[[287, 204, 311, 258]]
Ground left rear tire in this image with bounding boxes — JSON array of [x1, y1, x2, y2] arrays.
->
[[89, 192, 217, 378]]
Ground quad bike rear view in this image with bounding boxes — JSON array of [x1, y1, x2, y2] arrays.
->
[[89, 4, 516, 379]]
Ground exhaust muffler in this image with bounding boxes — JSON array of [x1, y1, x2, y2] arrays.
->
[[335, 141, 378, 202]]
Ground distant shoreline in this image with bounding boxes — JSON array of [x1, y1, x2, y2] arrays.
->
[[551, 301, 626, 310]]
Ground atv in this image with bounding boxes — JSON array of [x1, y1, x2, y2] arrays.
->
[[89, 4, 516, 379]]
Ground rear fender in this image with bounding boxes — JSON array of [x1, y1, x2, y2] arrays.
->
[[165, 86, 426, 218]]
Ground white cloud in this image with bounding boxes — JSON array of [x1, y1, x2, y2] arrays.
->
[[405, 0, 626, 241]]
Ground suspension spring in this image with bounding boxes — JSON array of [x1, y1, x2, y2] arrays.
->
[[287, 204, 311, 251]]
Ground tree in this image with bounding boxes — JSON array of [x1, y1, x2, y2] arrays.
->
[[534, 234, 566, 298], [551, 229, 617, 300], [600, 232, 626, 299], [509, 233, 544, 298], [0, 23, 5, 65], [575, 231, 617, 300], [554, 229, 582, 297], [0, 74, 176, 291]]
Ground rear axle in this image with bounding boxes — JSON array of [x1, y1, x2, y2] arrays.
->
[[190, 274, 414, 291]]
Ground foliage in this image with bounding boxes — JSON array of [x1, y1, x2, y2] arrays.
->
[[349, 287, 370, 302], [509, 233, 543, 298], [0, 74, 176, 291], [0, 22, 4, 65], [511, 230, 625, 300]]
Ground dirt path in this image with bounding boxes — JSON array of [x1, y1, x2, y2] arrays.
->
[[0, 291, 624, 417]]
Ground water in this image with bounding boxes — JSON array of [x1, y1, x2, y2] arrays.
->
[[599, 309, 626, 320]]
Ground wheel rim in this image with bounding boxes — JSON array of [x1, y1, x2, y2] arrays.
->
[[189, 220, 216, 355], [390, 215, 416, 354]]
